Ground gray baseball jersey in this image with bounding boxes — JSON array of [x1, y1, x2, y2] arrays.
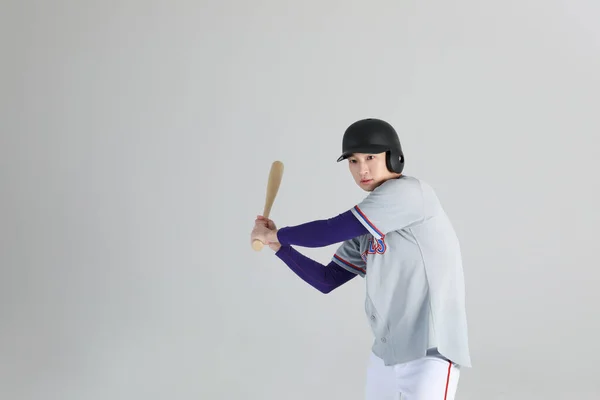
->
[[332, 175, 472, 368]]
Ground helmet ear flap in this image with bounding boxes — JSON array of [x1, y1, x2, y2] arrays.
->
[[385, 151, 393, 172], [386, 151, 404, 173]]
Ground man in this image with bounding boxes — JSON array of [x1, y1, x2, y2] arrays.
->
[[251, 118, 471, 399]]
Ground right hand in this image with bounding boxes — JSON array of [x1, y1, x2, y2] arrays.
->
[[255, 215, 281, 252]]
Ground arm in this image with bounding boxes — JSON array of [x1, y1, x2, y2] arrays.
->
[[251, 212, 366, 292], [274, 245, 356, 294], [271, 209, 369, 248]]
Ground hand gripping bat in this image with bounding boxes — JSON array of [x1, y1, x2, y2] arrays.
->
[[252, 160, 284, 251]]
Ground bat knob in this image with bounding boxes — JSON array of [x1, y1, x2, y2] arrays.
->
[[252, 239, 264, 251]]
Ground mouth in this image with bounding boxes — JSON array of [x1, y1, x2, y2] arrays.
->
[[360, 179, 373, 184]]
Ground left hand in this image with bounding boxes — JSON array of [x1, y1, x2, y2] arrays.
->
[[251, 216, 279, 248]]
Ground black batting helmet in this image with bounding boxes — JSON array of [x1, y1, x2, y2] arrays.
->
[[336, 118, 405, 174]]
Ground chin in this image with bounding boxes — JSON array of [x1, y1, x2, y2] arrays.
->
[[359, 181, 376, 191]]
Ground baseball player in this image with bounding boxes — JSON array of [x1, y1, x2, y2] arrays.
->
[[251, 118, 471, 399]]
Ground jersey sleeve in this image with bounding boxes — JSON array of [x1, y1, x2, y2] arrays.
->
[[350, 177, 424, 239], [331, 237, 367, 278]]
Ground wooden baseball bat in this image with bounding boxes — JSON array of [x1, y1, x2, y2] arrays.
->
[[252, 160, 284, 251]]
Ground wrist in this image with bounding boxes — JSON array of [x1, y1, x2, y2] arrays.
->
[[268, 229, 279, 245], [269, 242, 282, 252]]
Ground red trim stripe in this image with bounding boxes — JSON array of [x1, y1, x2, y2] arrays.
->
[[443, 362, 452, 400], [333, 254, 365, 273], [354, 206, 385, 238]]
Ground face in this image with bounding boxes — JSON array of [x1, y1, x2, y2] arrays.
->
[[347, 152, 401, 191]]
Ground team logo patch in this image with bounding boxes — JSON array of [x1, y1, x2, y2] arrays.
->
[[362, 237, 387, 261]]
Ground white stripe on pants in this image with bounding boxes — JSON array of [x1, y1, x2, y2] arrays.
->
[[364, 351, 461, 400]]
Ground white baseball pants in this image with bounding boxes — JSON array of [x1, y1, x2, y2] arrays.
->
[[364, 351, 461, 400]]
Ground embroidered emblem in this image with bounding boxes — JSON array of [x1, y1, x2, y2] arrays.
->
[[368, 237, 386, 254], [362, 237, 387, 262]]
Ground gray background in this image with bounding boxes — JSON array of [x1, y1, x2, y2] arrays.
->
[[2, 0, 599, 399]]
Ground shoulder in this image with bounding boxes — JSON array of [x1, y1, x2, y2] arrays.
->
[[358, 175, 424, 209], [375, 175, 423, 196]]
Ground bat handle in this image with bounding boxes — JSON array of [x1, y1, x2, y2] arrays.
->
[[253, 208, 271, 251], [253, 209, 272, 251]]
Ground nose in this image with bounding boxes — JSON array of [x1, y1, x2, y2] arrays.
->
[[359, 163, 369, 175]]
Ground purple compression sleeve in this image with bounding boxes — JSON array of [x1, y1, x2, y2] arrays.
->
[[276, 209, 368, 247], [275, 245, 356, 293]]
